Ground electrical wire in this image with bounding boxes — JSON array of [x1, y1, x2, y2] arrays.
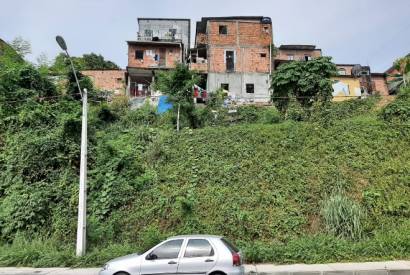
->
[[1, 93, 82, 104]]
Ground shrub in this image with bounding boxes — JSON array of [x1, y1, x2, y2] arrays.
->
[[285, 99, 307, 121], [311, 97, 378, 124], [259, 107, 282, 124], [121, 101, 158, 127], [380, 87, 410, 123], [321, 193, 366, 240], [110, 95, 129, 115], [236, 105, 260, 122]]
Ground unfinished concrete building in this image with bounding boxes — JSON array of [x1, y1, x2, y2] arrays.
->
[[126, 18, 190, 97], [190, 16, 273, 103]]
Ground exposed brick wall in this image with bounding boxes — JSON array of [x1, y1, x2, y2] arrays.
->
[[372, 75, 389, 96], [128, 44, 182, 68], [208, 47, 270, 73], [196, 33, 207, 45], [82, 70, 125, 92], [386, 67, 400, 82], [275, 49, 322, 61], [189, 62, 208, 72], [238, 22, 271, 46], [206, 20, 272, 73], [336, 65, 354, 75], [207, 21, 238, 46]]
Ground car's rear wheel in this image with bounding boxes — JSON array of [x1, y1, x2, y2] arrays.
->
[[114, 272, 130, 275]]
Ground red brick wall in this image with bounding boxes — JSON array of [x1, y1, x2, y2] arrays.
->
[[207, 21, 237, 46], [372, 75, 389, 96], [189, 62, 208, 72], [276, 49, 322, 61], [206, 20, 272, 73], [386, 67, 400, 82], [238, 22, 271, 46], [336, 65, 354, 76], [128, 44, 182, 68], [82, 70, 125, 92], [196, 33, 207, 45]]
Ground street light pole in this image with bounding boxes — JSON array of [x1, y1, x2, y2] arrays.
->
[[77, 87, 87, 257], [55, 36, 87, 257]]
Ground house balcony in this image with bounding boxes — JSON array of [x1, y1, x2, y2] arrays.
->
[[189, 59, 208, 73], [137, 32, 183, 42]]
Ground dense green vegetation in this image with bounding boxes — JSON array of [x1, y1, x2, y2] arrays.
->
[[1, 51, 410, 267], [270, 57, 337, 113]]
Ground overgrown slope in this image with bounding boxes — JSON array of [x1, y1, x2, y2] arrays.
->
[[1, 95, 410, 266]]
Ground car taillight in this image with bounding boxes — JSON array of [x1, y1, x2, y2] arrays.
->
[[232, 252, 241, 266]]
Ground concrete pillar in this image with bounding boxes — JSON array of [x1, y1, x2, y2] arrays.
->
[[126, 75, 131, 97]]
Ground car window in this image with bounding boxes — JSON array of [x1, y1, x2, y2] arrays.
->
[[221, 238, 239, 253], [150, 239, 183, 260], [184, 239, 214, 258]]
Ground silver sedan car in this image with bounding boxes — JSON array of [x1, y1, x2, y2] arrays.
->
[[99, 235, 244, 275]]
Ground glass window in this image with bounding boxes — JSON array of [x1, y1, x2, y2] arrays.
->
[[150, 239, 183, 260], [287, 54, 294, 61], [221, 238, 239, 253], [184, 239, 214, 258]]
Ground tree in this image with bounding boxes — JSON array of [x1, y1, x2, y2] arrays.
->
[[153, 63, 200, 128], [82, 53, 119, 70], [270, 56, 337, 113], [0, 38, 24, 65], [388, 54, 410, 94], [49, 53, 85, 76], [66, 70, 93, 100], [50, 52, 119, 76], [9, 36, 31, 58]]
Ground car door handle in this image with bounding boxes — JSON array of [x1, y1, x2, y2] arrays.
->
[[168, 261, 177, 264], [205, 259, 214, 262]]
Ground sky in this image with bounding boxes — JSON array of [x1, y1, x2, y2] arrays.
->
[[1, 0, 409, 72]]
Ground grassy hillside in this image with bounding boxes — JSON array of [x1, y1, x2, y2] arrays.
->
[[1, 99, 410, 266]]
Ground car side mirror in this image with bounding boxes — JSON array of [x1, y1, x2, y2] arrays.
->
[[146, 253, 158, 260]]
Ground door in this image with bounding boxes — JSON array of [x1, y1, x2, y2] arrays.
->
[[159, 48, 166, 67], [226, 51, 234, 72], [141, 239, 184, 275], [177, 239, 217, 275]]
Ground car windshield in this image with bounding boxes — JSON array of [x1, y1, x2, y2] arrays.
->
[[221, 238, 239, 253]]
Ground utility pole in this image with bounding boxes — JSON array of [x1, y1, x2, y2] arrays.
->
[[177, 103, 180, 132], [77, 88, 87, 257], [55, 36, 87, 256]]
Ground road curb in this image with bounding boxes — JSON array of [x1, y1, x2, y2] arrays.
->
[[243, 261, 410, 275]]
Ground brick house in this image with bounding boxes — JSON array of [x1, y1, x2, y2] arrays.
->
[[274, 44, 322, 69], [336, 64, 390, 96], [82, 70, 125, 94], [274, 44, 390, 99], [371, 73, 389, 96], [189, 16, 273, 103], [126, 18, 190, 97]]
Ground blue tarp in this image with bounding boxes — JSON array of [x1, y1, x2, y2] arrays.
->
[[157, 95, 173, 114]]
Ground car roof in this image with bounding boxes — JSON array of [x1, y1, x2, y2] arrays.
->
[[167, 234, 223, 240]]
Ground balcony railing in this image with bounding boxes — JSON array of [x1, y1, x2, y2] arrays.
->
[[137, 32, 183, 42]]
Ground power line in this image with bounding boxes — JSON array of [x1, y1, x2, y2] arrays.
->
[[1, 93, 81, 104]]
